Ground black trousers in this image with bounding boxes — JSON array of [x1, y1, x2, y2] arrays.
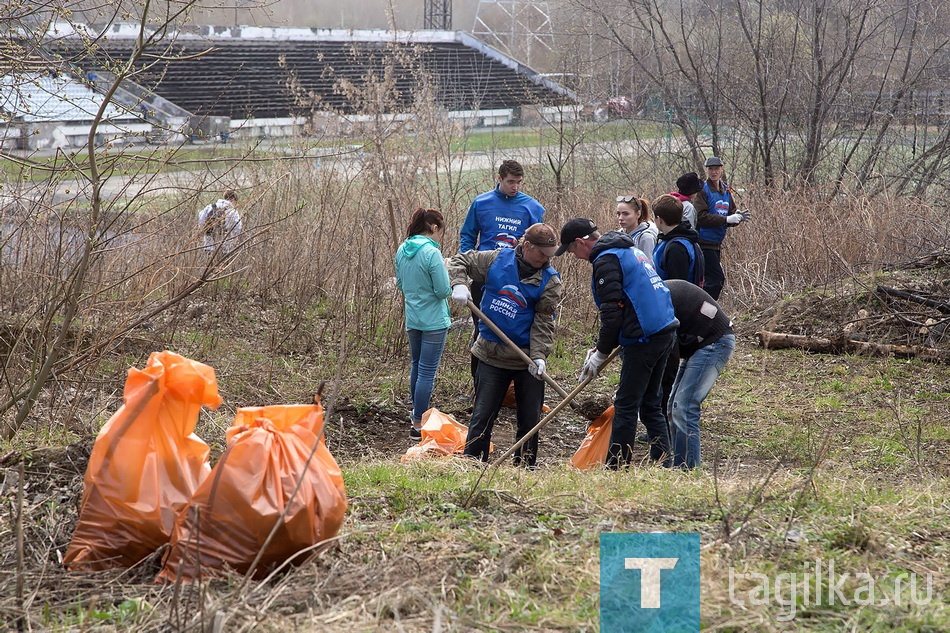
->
[[609, 332, 676, 468], [464, 361, 544, 468], [702, 248, 724, 301]]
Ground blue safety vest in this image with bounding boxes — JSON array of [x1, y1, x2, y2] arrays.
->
[[591, 247, 677, 343], [479, 248, 557, 348], [698, 182, 732, 245], [653, 238, 705, 287]]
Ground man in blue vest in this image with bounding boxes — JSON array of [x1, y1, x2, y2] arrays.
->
[[693, 157, 750, 300], [556, 218, 679, 468], [448, 223, 562, 468], [459, 160, 547, 381]]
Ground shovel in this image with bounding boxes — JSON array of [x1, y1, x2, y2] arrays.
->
[[467, 299, 583, 412]]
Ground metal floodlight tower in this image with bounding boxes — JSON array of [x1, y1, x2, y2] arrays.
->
[[472, 0, 553, 67], [424, 0, 453, 30]]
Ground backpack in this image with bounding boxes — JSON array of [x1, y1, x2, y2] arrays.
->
[[654, 237, 705, 287], [202, 202, 225, 237]]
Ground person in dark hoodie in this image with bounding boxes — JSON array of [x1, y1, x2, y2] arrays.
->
[[651, 194, 706, 426], [651, 194, 705, 287], [556, 218, 679, 468], [665, 279, 735, 469]]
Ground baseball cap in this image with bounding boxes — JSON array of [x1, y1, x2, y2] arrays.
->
[[704, 156, 724, 167], [555, 218, 598, 256], [524, 223, 559, 256]]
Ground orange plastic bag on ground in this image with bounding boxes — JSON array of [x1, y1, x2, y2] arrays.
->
[[64, 351, 221, 570], [569, 405, 613, 470], [502, 382, 551, 412], [158, 402, 347, 582], [402, 408, 473, 462]]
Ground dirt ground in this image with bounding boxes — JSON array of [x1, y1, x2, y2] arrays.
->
[[7, 250, 947, 523], [325, 392, 614, 468]]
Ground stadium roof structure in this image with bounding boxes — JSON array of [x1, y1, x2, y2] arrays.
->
[[46, 25, 577, 121], [0, 72, 134, 123]]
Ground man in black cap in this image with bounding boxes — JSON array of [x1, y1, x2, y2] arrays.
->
[[556, 218, 678, 468], [693, 157, 750, 300]]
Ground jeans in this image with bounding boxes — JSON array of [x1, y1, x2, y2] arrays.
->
[[610, 331, 676, 468], [669, 333, 735, 469], [702, 249, 724, 300], [407, 328, 448, 424], [465, 360, 544, 468]]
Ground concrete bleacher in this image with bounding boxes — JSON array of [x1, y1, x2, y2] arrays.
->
[[47, 27, 575, 139], [0, 71, 151, 150]]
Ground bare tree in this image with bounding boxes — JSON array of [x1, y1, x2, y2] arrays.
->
[[564, 0, 950, 194], [1, 1, 268, 438]]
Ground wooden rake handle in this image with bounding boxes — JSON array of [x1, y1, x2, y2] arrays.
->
[[466, 299, 581, 411]]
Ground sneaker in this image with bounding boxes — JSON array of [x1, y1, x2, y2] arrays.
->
[[409, 427, 422, 440]]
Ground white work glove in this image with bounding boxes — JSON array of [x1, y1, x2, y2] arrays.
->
[[451, 284, 472, 306], [528, 358, 546, 380], [726, 210, 750, 225], [579, 348, 609, 382]]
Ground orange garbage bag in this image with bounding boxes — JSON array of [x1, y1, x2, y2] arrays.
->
[[402, 408, 472, 462], [64, 351, 221, 570], [158, 402, 347, 582], [569, 406, 613, 470], [502, 382, 551, 412]]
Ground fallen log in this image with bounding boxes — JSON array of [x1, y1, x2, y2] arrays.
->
[[757, 330, 950, 364]]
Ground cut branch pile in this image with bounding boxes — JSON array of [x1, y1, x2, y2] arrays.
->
[[757, 249, 950, 364]]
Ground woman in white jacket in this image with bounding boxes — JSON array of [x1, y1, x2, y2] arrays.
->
[[616, 195, 659, 264]]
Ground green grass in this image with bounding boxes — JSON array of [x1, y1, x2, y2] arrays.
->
[[332, 457, 948, 631]]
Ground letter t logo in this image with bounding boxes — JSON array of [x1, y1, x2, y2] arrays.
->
[[624, 558, 679, 608]]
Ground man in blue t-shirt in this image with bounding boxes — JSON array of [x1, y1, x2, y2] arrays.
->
[[459, 160, 546, 381]]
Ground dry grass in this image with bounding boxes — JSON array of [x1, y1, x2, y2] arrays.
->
[[1, 121, 949, 630]]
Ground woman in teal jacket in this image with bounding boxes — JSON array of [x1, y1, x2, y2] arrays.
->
[[395, 208, 453, 439]]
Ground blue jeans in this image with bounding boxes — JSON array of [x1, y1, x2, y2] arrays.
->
[[611, 331, 676, 468], [465, 360, 544, 468], [669, 333, 735, 469], [407, 328, 448, 424]]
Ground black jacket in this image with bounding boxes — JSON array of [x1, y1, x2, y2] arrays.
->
[[589, 231, 677, 351], [666, 280, 733, 357], [656, 223, 702, 283]]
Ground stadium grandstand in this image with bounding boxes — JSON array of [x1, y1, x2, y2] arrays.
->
[[1, 23, 576, 150]]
